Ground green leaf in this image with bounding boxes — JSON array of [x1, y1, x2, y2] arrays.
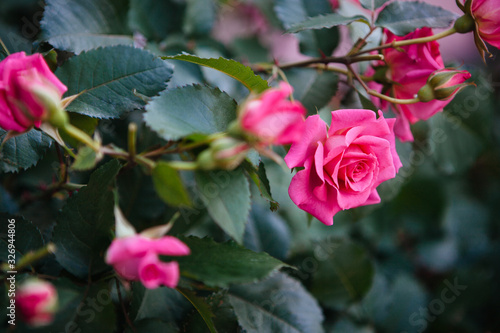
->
[[0, 214, 44, 265], [275, 0, 344, 56], [287, 69, 339, 115], [286, 13, 369, 33], [244, 204, 291, 261], [126, 320, 179, 333], [56, 46, 173, 119], [359, 0, 390, 10], [144, 84, 237, 141], [429, 112, 483, 175], [129, 283, 190, 323], [117, 167, 167, 227], [41, 0, 132, 54], [52, 160, 122, 279], [309, 238, 374, 309], [195, 168, 251, 243], [228, 272, 324, 333], [375, 1, 458, 36], [183, 0, 216, 37], [177, 288, 217, 333], [163, 54, 269, 93], [243, 161, 279, 211], [174, 236, 288, 287], [152, 161, 192, 207], [0, 129, 52, 173], [128, 0, 185, 41], [362, 273, 428, 333], [71, 146, 98, 171], [357, 91, 378, 112]]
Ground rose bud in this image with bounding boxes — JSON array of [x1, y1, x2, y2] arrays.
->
[[236, 82, 306, 147], [418, 69, 472, 102], [285, 109, 402, 226], [16, 279, 58, 327], [0, 52, 67, 132], [197, 137, 249, 170]]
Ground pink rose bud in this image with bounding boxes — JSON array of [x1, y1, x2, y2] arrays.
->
[[285, 109, 402, 226], [16, 279, 58, 327], [238, 82, 307, 146], [197, 137, 249, 170], [418, 69, 472, 102], [105, 234, 190, 289], [0, 52, 67, 132]]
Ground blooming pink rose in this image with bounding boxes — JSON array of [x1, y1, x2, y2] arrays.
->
[[106, 235, 190, 289], [471, 0, 500, 48], [285, 109, 402, 225], [239, 82, 306, 146], [16, 279, 57, 327], [369, 28, 470, 141], [0, 52, 67, 132]]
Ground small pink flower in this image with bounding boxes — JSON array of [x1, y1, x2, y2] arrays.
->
[[0, 52, 67, 132], [106, 234, 190, 289], [239, 82, 306, 146], [16, 279, 57, 327], [285, 109, 402, 225], [369, 28, 470, 142], [470, 0, 500, 48]]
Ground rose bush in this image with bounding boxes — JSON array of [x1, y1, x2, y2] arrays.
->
[[16, 279, 57, 327], [285, 109, 402, 225], [0, 52, 67, 132]]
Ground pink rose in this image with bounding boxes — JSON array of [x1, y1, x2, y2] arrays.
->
[[0, 52, 67, 132], [106, 234, 190, 289], [16, 279, 57, 327], [471, 0, 500, 48], [285, 109, 402, 225], [369, 28, 470, 141], [239, 82, 306, 146]]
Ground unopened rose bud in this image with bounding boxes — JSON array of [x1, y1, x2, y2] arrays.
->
[[16, 279, 58, 327], [418, 69, 472, 102], [0, 52, 67, 132], [197, 137, 249, 170], [238, 82, 306, 146]]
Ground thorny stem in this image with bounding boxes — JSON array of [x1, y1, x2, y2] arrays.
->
[[277, 54, 384, 70], [353, 27, 457, 56]]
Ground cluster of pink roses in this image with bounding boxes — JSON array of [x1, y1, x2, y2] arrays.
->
[[237, 84, 401, 226], [367, 28, 471, 142]]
